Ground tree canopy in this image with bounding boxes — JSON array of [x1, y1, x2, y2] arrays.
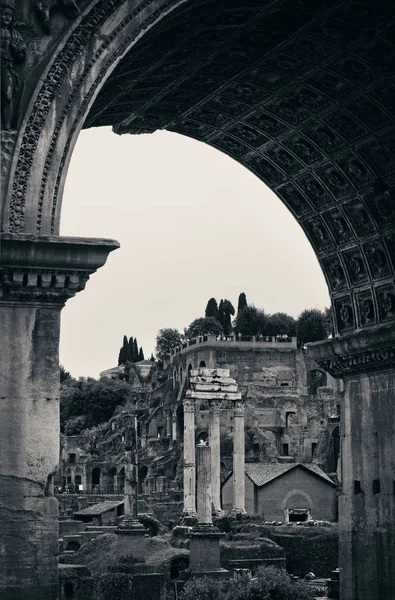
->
[[60, 377, 133, 433], [155, 327, 183, 358], [296, 308, 327, 346], [185, 316, 224, 339], [237, 292, 247, 313], [265, 312, 296, 337], [235, 304, 266, 336], [205, 297, 219, 319], [218, 299, 235, 335]]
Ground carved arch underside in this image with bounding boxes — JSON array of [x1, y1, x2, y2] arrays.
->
[[5, 0, 395, 336]]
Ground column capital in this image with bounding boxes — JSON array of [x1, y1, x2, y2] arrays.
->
[[209, 398, 221, 411], [0, 234, 119, 307], [183, 398, 195, 413], [308, 324, 395, 378], [233, 398, 245, 415]]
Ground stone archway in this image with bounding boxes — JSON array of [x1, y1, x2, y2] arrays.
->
[[1, 1, 395, 599]]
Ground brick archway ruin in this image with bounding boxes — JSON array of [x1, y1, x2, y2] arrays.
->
[[1, 1, 395, 598]]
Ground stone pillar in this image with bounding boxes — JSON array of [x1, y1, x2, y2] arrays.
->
[[183, 399, 196, 515], [232, 399, 246, 514], [209, 400, 222, 514], [310, 327, 395, 600], [172, 414, 177, 440], [117, 414, 148, 561], [0, 234, 118, 600], [196, 441, 212, 525], [166, 412, 172, 437]]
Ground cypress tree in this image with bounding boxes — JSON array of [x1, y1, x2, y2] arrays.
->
[[150, 353, 155, 362], [218, 299, 224, 328], [133, 338, 139, 362], [122, 335, 131, 364], [128, 337, 134, 361], [138, 347, 144, 361], [205, 297, 218, 319], [237, 293, 247, 313], [118, 348, 124, 366]]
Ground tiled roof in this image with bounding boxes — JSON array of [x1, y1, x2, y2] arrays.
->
[[74, 500, 123, 516], [245, 463, 335, 487]]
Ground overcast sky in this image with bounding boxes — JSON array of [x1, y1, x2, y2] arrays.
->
[[60, 128, 330, 378]]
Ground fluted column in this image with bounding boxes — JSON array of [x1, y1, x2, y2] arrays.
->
[[0, 234, 118, 600], [209, 400, 222, 514], [232, 399, 246, 514], [196, 441, 212, 525], [183, 399, 196, 515]]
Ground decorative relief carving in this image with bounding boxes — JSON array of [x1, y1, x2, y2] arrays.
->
[[0, 266, 90, 304], [210, 133, 250, 159], [376, 284, 395, 323], [322, 254, 348, 292], [346, 96, 391, 129], [356, 141, 393, 175], [304, 122, 345, 154], [33, 0, 80, 34], [241, 68, 286, 93], [342, 247, 369, 285], [0, 0, 27, 131], [343, 200, 375, 237], [316, 164, 353, 197], [334, 296, 355, 333], [9, 0, 182, 233], [355, 290, 376, 327], [304, 217, 334, 253], [225, 123, 268, 149], [282, 133, 323, 165], [246, 155, 284, 186], [296, 174, 334, 210], [322, 110, 367, 142], [276, 183, 313, 218], [316, 344, 395, 378], [330, 57, 375, 86], [170, 119, 215, 141], [265, 145, 302, 175], [307, 70, 356, 101], [245, 110, 287, 136], [325, 209, 352, 245], [203, 95, 249, 117], [363, 241, 391, 278], [337, 156, 373, 190], [364, 185, 395, 228], [264, 98, 309, 126], [221, 81, 267, 105], [187, 106, 229, 128]]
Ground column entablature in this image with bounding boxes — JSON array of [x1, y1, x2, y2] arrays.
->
[[308, 325, 395, 378], [0, 234, 119, 306]]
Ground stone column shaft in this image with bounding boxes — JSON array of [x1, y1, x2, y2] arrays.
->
[[183, 399, 196, 515], [0, 234, 118, 600], [172, 416, 177, 441], [232, 400, 246, 514], [310, 328, 395, 600], [196, 442, 212, 525], [209, 402, 222, 513]]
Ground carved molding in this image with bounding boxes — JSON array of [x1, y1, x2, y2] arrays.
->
[[308, 325, 395, 377], [0, 266, 90, 305], [315, 344, 395, 378]]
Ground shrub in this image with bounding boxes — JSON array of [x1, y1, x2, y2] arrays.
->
[[180, 567, 315, 600]]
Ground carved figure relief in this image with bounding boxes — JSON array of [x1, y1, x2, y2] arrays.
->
[[343, 248, 368, 284], [305, 218, 333, 252], [335, 298, 354, 332], [356, 292, 375, 327], [246, 155, 284, 186], [33, 0, 80, 34], [284, 135, 322, 165], [324, 256, 347, 291], [297, 175, 331, 210], [326, 210, 351, 244], [317, 165, 352, 197], [343, 200, 374, 237], [364, 241, 391, 277], [0, 0, 27, 130], [377, 285, 395, 322], [307, 124, 344, 154]]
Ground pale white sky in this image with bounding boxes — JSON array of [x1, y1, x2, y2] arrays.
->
[[60, 128, 330, 378]]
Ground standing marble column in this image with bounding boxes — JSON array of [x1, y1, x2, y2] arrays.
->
[[0, 234, 118, 600], [209, 400, 222, 514], [232, 399, 246, 514], [196, 441, 212, 525], [172, 413, 177, 440], [183, 399, 196, 515]]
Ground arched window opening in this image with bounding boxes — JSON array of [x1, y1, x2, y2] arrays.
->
[[199, 361, 206, 368]]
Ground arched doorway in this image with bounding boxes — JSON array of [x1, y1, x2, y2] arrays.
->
[[104, 467, 117, 494], [91, 467, 101, 490], [175, 404, 184, 442], [138, 465, 148, 494], [2, 2, 395, 599]]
